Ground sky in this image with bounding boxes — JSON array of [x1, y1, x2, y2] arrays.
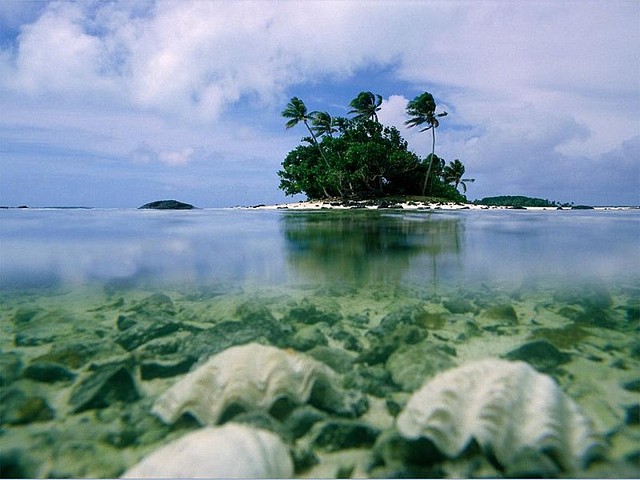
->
[[0, 0, 638, 208]]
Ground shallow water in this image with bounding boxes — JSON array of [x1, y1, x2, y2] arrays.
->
[[1, 208, 638, 477]]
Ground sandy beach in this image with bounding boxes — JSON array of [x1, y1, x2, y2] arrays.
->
[[244, 200, 633, 211]]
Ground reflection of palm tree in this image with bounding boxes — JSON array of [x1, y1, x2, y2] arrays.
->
[[349, 91, 383, 122], [443, 159, 475, 193], [405, 92, 448, 195], [282, 211, 463, 287]]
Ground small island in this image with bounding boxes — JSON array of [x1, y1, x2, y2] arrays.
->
[[138, 200, 196, 210], [278, 91, 471, 204]]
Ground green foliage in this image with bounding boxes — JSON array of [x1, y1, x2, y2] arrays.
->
[[405, 91, 449, 195], [474, 196, 558, 207], [348, 91, 383, 122], [443, 159, 475, 193], [279, 91, 469, 202]]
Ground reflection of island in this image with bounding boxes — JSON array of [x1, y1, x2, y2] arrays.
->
[[282, 211, 463, 286]]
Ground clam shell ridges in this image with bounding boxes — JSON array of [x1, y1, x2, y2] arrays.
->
[[121, 423, 293, 478], [152, 342, 336, 425], [396, 358, 606, 472]]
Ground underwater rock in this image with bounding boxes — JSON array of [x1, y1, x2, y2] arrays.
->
[[371, 302, 429, 335], [137, 331, 192, 356], [116, 293, 176, 328], [284, 404, 328, 439], [121, 423, 293, 478], [152, 343, 346, 425], [229, 410, 293, 442], [235, 300, 276, 323], [23, 361, 76, 383], [329, 326, 363, 352], [139, 357, 196, 380], [35, 339, 122, 369], [11, 306, 44, 325], [307, 346, 355, 374], [386, 340, 456, 392], [554, 283, 612, 310], [180, 315, 292, 361], [0, 352, 23, 386], [622, 378, 640, 392], [480, 304, 518, 325], [0, 448, 39, 478], [371, 428, 447, 476], [310, 419, 380, 452], [360, 324, 427, 365], [504, 339, 571, 372], [530, 323, 591, 349], [292, 324, 328, 351], [69, 361, 140, 413], [283, 299, 342, 325], [1, 388, 55, 424], [396, 359, 606, 474], [14, 310, 77, 346], [624, 404, 640, 426], [343, 364, 394, 398], [115, 316, 182, 351], [443, 297, 477, 315]]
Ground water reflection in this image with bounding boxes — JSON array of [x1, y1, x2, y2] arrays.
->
[[282, 211, 464, 286], [0, 209, 637, 293]]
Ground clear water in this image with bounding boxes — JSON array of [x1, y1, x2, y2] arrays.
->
[[1, 208, 638, 477], [2, 208, 637, 290]]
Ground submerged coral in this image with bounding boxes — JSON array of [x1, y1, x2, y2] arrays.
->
[[396, 359, 606, 474], [121, 423, 293, 478], [152, 342, 343, 425]]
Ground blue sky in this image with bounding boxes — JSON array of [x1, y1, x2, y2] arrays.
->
[[0, 0, 638, 207]]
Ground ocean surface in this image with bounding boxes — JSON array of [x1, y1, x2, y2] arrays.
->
[[1, 208, 638, 477]]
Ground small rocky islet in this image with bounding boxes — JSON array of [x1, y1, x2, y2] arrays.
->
[[0, 280, 638, 478]]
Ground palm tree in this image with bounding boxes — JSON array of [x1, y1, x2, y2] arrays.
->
[[331, 116, 351, 135], [282, 97, 319, 141], [405, 92, 448, 195], [348, 91, 383, 122], [282, 98, 344, 198], [282, 97, 330, 167], [443, 159, 475, 193], [311, 111, 336, 138]]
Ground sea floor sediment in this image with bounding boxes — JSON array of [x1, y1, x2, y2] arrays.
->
[[1, 279, 638, 478]]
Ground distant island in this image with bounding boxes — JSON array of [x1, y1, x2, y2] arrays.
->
[[474, 196, 560, 208], [474, 196, 595, 209], [139, 200, 196, 210]]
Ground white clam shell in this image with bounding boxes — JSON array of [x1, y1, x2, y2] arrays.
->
[[122, 423, 293, 478], [152, 342, 337, 425], [396, 358, 606, 472]]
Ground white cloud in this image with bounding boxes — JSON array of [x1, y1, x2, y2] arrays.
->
[[159, 146, 194, 166], [0, 0, 638, 206]]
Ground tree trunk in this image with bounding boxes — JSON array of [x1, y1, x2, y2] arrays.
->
[[421, 127, 437, 196], [304, 120, 330, 168]]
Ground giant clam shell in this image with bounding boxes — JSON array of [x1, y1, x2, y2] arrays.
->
[[122, 423, 293, 478], [396, 358, 606, 473], [152, 342, 338, 425]]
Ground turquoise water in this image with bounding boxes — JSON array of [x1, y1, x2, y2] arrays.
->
[[1, 208, 638, 477]]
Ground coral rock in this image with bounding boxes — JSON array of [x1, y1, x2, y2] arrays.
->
[[152, 343, 340, 425], [396, 358, 606, 473], [121, 423, 293, 478]]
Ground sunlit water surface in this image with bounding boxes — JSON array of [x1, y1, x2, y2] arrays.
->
[[1, 208, 638, 477]]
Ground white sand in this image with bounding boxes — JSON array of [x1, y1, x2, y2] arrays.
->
[[240, 200, 634, 211], [243, 200, 493, 211]]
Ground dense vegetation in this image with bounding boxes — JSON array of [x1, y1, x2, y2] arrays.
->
[[277, 91, 471, 202], [474, 196, 559, 208]]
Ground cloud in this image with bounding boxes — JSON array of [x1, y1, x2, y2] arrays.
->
[[0, 0, 638, 206], [159, 147, 194, 166]]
